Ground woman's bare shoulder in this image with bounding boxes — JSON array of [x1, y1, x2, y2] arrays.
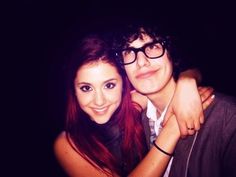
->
[[54, 131, 72, 158], [53, 131, 113, 177], [54, 131, 67, 147]]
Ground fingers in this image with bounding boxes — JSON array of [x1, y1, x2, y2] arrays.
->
[[175, 112, 203, 137], [199, 111, 204, 124], [178, 101, 213, 138], [198, 86, 215, 123], [198, 86, 213, 95], [178, 121, 189, 137], [194, 119, 201, 130], [197, 86, 206, 95], [186, 120, 197, 136], [186, 129, 195, 136], [178, 88, 215, 138], [177, 115, 202, 137], [173, 112, 199, 137], [167, 85, 215, 138], [198, 86, 214, 102], [199, 86, 215, 110], [202, 94, 215, 110], [179, 125, 195, 137]]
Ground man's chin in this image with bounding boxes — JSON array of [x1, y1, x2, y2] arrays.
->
[[137, 88, 158, 96]]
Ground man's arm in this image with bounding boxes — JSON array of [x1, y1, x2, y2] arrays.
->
[[163, 68, 214, 136]]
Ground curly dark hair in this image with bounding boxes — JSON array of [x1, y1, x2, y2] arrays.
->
[[112, 22, 189, 80]]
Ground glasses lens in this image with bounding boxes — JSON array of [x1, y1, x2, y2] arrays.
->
[[122, 49, 135, 64], [145, 42, 164, 58], [120, 41, 165, 65]]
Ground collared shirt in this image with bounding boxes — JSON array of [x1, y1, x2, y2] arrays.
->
[[146, 99, 173, 177]]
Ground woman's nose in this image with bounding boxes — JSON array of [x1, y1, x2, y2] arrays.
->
[[94, 90, 106, 106]]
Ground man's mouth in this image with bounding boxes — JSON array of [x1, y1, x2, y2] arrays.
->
[[136, 70, 157, 79]]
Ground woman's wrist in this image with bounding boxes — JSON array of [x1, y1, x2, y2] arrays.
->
[[155, 117, 180, 155], [153, 140, 174, 156]]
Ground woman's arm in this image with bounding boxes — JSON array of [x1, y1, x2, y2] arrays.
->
[[54, 132, 117, 177], [129, 115, 180, 177], [54, 119, 179, 177]]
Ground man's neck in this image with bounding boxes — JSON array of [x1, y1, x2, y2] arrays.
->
[[147, 77, 176, 115]]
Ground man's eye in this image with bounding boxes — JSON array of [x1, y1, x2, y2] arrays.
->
[[122, 49, 133, 56], [148, 44, 157, 49], [80, 85, 92, 92], [147, 43, 161, 50], [148, 44, 155, 49], [105, 83, 116, 89]]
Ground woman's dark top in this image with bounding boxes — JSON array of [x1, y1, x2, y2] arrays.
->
[[91, 117, 139, 177]]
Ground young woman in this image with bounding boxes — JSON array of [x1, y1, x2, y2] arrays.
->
[[54, 34, 213, 177]]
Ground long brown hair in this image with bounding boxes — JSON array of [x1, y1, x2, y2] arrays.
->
[[65, 34, 147, 176]]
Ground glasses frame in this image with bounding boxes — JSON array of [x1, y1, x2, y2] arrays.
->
[[117, 40, 166, 65]]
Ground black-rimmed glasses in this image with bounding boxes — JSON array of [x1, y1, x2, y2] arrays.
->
[[117, 40, 166, 65]]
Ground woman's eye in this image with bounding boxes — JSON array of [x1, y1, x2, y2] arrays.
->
[[105, 83, 116, 89], [80, 85, 92, 92]]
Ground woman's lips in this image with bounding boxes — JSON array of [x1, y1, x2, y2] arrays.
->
[[92, 106, 109, 115]]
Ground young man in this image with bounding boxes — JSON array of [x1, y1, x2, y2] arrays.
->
[[114, 24, 236, 177]]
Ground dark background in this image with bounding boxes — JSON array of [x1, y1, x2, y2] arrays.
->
[[4, 0, 235, 176]]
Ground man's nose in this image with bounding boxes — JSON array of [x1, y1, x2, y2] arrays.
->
[[136, 51, 150, 67]]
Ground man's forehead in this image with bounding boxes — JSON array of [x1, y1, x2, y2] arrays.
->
[[128, 34, 153, 48]]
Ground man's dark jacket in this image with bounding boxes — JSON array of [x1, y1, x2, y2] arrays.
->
[[142, 93, 236, 177]]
